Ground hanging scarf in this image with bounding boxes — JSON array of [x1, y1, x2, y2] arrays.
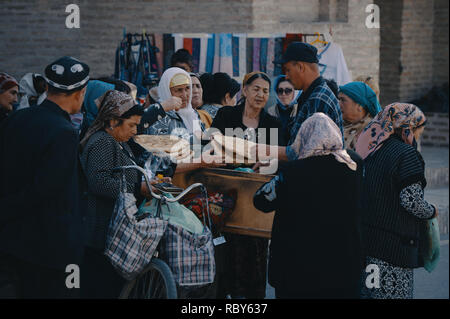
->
[[80, 90, 137, 148], [158, 67, 202, 135], [355, 103, 426, 159], [290, 112, 357, 171]]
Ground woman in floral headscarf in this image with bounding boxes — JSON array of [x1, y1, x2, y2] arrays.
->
[[80, 90, 155, 298], [356, 103, 438, 299], [253, 112, 363, 299]]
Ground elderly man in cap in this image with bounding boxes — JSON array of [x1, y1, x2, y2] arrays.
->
[[256, 42, 344, 162], [0, 56, 89, 298], [0, 72, 19, 123]]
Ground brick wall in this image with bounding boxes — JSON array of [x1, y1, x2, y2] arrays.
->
[[422, 112, 450, 147], [1, 0, 447, 106], [0, 0, 255, 79], [399, 0, 434, 102], [0, 0, 378, 84], [433, 0, 449, 86], [270, 0, 380, 85], [376, 0, 449, 106], [375, 0, 403, 105]]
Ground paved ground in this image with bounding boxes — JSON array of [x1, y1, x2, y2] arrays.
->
[[264, 235, 449, 299], [265, 146, 449, 299]]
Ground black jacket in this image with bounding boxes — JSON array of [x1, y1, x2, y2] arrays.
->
[[254, 154, 364, 298], [361, 135, 427, 268], [211, 103, 286, 146], [0, 100, 84, 270]]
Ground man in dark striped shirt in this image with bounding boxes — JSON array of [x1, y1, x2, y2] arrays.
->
[[255, 42, 344, 162]]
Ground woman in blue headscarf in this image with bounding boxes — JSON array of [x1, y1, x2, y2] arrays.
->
[[338, 81, 382, 150], [266, 75, 302, 138]]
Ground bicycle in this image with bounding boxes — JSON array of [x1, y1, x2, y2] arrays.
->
[[110, 165, 208, 299]]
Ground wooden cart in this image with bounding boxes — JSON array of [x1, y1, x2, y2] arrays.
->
[[173, 168, 275, 238]]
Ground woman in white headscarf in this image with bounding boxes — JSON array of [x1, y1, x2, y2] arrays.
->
[[142, 67, 224, 175], [17, 73, 47, 110], [145, 67, 204, 140]]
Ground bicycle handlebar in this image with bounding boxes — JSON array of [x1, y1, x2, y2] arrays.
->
[[110, 165, 204, 202]]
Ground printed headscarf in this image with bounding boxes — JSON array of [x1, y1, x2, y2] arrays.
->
[[0, 72, 19, 94], [290, 112, 357, 171], [355, 103, 426, 159], [80, 90, 137, 148]]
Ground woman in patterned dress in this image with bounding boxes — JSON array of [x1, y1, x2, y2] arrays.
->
[[355, 103, 438, 299]]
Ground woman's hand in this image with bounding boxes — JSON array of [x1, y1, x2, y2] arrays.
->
[[161, 96, 183, 112], [252, 161, 270, 172]]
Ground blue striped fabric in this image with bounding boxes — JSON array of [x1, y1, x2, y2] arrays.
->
[[232, 36, 240, 77], [206, 34, 215, 74], [259, 38, 268, 73]]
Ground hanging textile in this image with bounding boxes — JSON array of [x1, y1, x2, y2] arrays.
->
[[252, 38, 261, 72], [206, 34, 215, 74], [163, 34, 175, 70], [239, 36, 247, 78], [174, 34, 183, 52], [183, 38, 193, 54], [232, 36, 240, 77], [199, 37, 208, 74], [283, 33, 303, 52], [213, 34, 220, 73], [219, 33, 233, 75], [318, 42, 351, 86], [154, 34, 164, 77], [259, 38, 268, 73], [246, 38, 253, 73], [266, 37, 275, 77], [192, 38, 201, 73], [273, 37, 284, 76]]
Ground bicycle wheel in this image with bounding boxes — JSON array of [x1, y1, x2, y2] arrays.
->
[[119, 258, 177, 299]]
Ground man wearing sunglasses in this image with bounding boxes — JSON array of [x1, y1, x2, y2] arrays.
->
[[266, 75, 302, 136]]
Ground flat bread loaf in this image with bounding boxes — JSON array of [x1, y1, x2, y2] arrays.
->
[[134, 135, 191, 160], [212, 133, 257, 161]]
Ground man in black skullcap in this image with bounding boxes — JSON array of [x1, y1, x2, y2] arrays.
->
[[0, 56, 89, 298]]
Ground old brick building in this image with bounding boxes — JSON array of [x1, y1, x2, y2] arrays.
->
[[0, 0, 448, 106]]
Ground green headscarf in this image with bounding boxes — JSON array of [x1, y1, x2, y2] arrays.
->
[[339, 81, 381, 117]]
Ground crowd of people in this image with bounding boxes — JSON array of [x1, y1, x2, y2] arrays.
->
[[0, 41, 438, 299]]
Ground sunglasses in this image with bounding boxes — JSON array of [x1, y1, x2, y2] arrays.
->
[[277, 88, 293, 95]]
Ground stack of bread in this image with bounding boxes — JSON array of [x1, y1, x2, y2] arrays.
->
[[133, 135, 192, 161]]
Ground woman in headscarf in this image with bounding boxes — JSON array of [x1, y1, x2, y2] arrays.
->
[[189, 72, 213, 129], [79, 90, 162, 298], [355, 103, 437, 299], [144, 67, 204, 140], [0, 72, 19, 123], [253, 112, 363, 299], [338, 81, 382, 150], [17, 73, 47, 110], [266, 75, 301, 135]]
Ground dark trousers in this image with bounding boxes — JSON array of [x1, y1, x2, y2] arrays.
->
[[80, 247, 126, 299], [0, 252, 79, 299]]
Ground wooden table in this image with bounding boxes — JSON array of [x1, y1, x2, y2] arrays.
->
[[173, 168, 275, 238]]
